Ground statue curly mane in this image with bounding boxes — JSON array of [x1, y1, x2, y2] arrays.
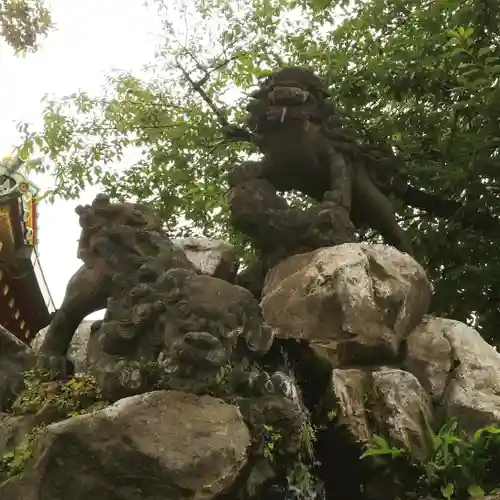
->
[[75, 194, 162, 264], [73, 194, 194, 297]]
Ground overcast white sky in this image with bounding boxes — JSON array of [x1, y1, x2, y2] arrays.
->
[[0, 0, 164, 318]]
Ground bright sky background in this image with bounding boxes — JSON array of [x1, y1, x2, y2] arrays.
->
[[0, 0, 164, 318]]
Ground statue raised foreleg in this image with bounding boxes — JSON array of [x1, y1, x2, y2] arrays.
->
[[323, 145, 352, 210], [351, 165, 414, 256], [37, 263, 111, 376]]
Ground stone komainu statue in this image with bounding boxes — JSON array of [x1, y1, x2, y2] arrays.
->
[[37, 194, 275, 398], [231, 66, 414, 256], [37, 193, 195, 367]]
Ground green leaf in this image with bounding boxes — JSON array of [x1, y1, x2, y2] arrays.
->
[[460, 69, 485, 79], [371, 434, 390, 449], [360, 448, 393, 458], [485, 56, 500, 65], [0, 0, 54, 54], [459, 27, 475, 38], [441, 482, 454, 500], [309, 0, 332, 11], [477, 46, 493, 58], [467, 484, 485, 498], [458, 62, 480, 68], [451, 47, 471, 56], [480, 425, 500, 435]]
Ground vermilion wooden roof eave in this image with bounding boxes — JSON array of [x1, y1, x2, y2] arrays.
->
[[0, 191, 56, 344]]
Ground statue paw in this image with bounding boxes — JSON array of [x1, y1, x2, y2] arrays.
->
[[323, 190, 350, 211], [323, 190, 341, 204], [36, 354, 75, 380], [175, 331, 229, 367]]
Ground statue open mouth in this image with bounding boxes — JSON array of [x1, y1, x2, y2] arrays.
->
[[263, 105, 312, 125], [247, 82, 324, 135], [265, 86, 311, 125]]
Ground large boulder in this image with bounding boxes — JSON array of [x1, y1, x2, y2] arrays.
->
[[405, 316, 500, 433], [0, 326, 36, 412], [324, 367, 433, 462], [261, 243, 433, 366], [0, 390, 251, 500]]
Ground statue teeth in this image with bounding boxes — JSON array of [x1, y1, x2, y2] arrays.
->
[[280, 107, 287, 123]]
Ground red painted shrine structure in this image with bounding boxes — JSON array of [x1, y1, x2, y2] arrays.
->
[[0, 157, 55, 344]]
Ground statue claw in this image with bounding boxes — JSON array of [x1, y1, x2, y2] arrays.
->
[[36, 354, 75, 381], [323, 190, 350, 211]]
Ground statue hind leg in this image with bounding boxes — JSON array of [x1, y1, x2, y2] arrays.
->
[[352, 168, 414, 256], [39, 264, 111, 359]]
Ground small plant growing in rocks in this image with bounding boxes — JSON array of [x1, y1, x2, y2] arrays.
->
[[361, 419, 500, 499], [0, 368, 109, 479], [10, 369, 108, 419]]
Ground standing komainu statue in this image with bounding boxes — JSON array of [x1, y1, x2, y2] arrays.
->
[[228, 66, 414, 258]]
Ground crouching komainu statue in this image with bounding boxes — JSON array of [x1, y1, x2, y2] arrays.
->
[[36, 194, 274, 400]]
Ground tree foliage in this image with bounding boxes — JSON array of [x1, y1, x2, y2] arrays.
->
[[14, 0, 500, 343], [0, 0, 53, 53]]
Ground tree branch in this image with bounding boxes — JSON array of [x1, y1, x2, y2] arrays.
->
[[174, 57, 256, 142], [175, 57, 230, 127]]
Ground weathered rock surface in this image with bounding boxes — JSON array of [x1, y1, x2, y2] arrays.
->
[[0, 390, 251, 500], [32, 319, 94, 374], [173, 236, 239, 282], [261, 243, 433, 366], [0, 326, 36, 412], [403, 316, 452, 403], [405, 316, 500, 434], [0, 413, 37, 457], [0, 414, 38, 483], [325, 367, 433, 461]]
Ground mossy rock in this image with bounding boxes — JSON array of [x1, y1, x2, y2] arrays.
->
[[0, 369, 109, 480]]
